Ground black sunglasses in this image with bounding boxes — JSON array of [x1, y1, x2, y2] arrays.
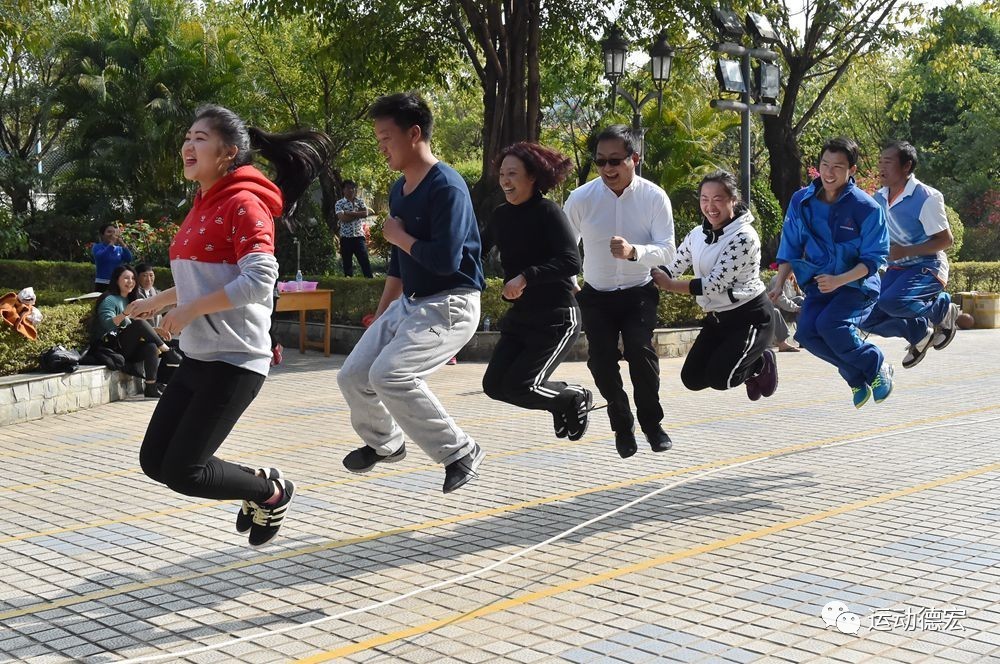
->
[[593, 153, 633, 167]]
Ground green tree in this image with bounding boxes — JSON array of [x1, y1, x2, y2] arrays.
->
[[249, 0, 613, 222], [0, 3, 76, 221], [222, 5, 442, 234], [633, 0, 919, 210], [53, 0, 241, 225], [890, 4, 1000, 226]]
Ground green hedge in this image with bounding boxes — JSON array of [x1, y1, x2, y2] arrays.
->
[[0, 302, 92, 376], [945, 261, 1000, 293], [6, 258, 1000, 369], [308, 275, 704, 327], [0, 259, 174, 305]]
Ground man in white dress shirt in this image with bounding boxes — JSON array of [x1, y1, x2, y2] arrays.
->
[[564, 125, 676, 459]]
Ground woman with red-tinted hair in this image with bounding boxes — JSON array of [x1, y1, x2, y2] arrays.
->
[[482, 142, 592, 441]]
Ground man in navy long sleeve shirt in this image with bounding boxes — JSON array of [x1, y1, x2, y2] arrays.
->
[[337, 92, 487, 494]]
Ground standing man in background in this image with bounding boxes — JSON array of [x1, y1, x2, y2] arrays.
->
[[335, 179, 375, 278]]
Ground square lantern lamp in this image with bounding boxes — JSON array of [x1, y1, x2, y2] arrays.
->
[[715, 58, 745, 94]]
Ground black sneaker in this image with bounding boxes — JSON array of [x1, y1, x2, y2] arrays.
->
[[615, 429, 637, 459], [160, 349, 182, 367], [236, 467, 283, 534], [756, 349, 778, 398], [443, 443, 485, 494], [248, 478, 295, 547], [552, 412, 568, 438], [342, 444, 406, 473], [565, 388, 593, 441], [902, 327, 935, 369], [144, 383, 162, 399]]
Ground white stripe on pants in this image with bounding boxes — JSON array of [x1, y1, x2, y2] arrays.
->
[[336, 289, 480, 466]]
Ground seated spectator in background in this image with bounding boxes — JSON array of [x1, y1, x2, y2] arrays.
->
[[134, 262, 184, 383], [134, 263, 166, 329], [89, 264, 181, 398], [768, 265, 803, 352], [92, 224, 133, 292]]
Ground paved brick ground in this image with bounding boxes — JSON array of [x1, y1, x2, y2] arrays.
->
[[1, 329, 998, 663]]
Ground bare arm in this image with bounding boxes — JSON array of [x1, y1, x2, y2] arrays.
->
[[125, 287, 178, 318], [889, 228, 953, 261], [375, 276, 404, 318], [768, 263, 794, 304]]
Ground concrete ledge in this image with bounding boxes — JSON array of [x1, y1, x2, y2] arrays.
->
[[273, 320, 701, 362], [0, 366, 144, 426], [0, 324, 700, 426]]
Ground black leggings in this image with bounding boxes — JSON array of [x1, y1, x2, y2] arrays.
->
[[117, 319, 164, 381], [482, 305, 582, 414], [139, 358, 271, 502], [682, 293, 774, 391]]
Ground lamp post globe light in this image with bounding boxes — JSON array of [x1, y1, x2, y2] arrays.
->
[[599, 25, 674, 177]]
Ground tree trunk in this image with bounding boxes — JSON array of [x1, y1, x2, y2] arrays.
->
[[465, 0, 540, 230], [762, 114, 804, 213]]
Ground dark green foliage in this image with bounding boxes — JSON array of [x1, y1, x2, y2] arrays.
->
[[751, 180, 784, 250], [274, 197, 338, 277], [0, 302, 92, 376], [0, 260, 174, 302]]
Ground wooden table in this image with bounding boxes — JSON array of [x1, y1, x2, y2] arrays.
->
[[275, 289, 332, 356]]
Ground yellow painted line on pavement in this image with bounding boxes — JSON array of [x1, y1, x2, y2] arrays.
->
[[0, 403, 995, 620], [296, 459, 1000, 662]]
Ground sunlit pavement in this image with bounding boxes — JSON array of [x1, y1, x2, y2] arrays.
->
[[2, 329, 998, 663]]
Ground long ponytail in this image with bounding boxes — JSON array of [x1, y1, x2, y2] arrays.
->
[[193, 104, 333, 220], [247, 127, 332, 218]]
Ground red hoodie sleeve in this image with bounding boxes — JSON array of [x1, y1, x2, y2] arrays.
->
[[226, 193, 276, 260]]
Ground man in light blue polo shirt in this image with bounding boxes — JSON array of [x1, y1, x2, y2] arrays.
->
[[861, 141, 959, 368]]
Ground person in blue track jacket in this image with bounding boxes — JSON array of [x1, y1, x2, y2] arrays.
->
[[769, 137, 891, 409]]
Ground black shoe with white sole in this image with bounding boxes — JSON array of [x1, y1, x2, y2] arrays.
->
[[902, 327, 934, 369], [565, 388, 592, 441], [932, 303, 960, 351], [236, 467, 283, 534], [552, 412, 568, 438], [248, 478, 295, 547]]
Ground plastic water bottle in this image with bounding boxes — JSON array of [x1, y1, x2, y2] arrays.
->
[[295, 269, 303, 291], [483, 316, 491, 332]]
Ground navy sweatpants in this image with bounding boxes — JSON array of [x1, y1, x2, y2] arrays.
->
[[796, 286, 883, 389], [861, 263, 950, 345]]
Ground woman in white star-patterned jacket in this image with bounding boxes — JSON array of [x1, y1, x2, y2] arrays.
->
[[650, 170, 778, 401]]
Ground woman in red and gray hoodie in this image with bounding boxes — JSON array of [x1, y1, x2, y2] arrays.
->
[[127, 105, 330, 547]]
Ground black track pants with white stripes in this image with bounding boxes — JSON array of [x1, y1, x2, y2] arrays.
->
[[482, 305, 583, 414], [681, 293, 774, 391]]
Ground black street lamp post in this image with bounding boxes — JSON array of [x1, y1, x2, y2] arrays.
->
[[709, 9, 781, 205], [600, 26, 675, 177]]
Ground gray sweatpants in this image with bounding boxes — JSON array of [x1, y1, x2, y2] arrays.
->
[[337, 288, 480, 466]]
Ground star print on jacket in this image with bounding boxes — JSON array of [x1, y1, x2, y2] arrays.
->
[[664, 212, 766, 312]]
